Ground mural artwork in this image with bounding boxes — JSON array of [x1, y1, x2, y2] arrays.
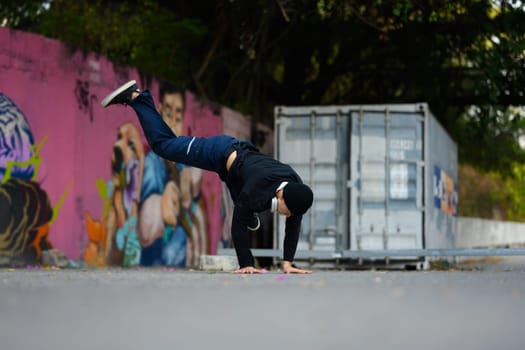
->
[[0, 93, 69, 266], [0, 27, 269, 268], [84, 84, 209, 268]]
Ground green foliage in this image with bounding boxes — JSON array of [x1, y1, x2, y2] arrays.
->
[[460, 163, 525, 222], [0, 0, 48, 28], [503, 163, 525, 221], [34, 0, 207, 83], [457, 106, 525, 173], [3, 0, 525, 220], [5, 1, 525, 121]]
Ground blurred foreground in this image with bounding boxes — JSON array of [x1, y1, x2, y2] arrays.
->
[[1, 257, 524, 350]]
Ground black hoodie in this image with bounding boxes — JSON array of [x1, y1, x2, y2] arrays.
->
[[225, 142, 304, 268]]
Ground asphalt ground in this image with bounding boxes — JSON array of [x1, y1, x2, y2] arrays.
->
[[1, 258, 524, 350]]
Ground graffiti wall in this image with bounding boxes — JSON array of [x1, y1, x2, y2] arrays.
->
[[0, 27, 271, 267]]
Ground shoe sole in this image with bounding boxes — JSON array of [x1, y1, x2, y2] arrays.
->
[[100, 80, 137, 107]]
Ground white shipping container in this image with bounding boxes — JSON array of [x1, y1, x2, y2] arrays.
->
[[274, 103, 458, 266]]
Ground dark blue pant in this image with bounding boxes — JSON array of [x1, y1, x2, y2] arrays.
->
[[130, 91, 237, 180]]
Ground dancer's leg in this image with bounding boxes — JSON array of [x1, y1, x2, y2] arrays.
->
[[129, 91, 236, 175], [129, 91, 194, 163]]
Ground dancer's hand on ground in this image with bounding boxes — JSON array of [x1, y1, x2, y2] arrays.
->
[[282, 261, 312, 274], [231, 266, 261, 274]]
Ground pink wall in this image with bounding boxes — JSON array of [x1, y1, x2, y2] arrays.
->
[[0, 27, 257, 264]]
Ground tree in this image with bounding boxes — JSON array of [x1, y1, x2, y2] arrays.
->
[[3, 0, 525, 174]]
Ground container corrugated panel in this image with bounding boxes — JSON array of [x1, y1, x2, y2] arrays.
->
[[274, 107, 349, 254], [274, 104, 457, 262], [349, 105, 425, 252]]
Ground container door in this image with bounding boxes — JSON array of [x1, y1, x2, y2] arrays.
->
[[349, 108, 424, 251], [275, 110, 348, 253]]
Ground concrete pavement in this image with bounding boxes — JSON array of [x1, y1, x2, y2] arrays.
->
[[0, 261, 524, 350]]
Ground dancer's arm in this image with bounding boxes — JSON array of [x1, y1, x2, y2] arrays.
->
[[282, 215, 312, 274], [230, 205, 259, 273]]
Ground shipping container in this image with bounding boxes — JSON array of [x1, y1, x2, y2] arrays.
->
[[274, 103, 458, 267]]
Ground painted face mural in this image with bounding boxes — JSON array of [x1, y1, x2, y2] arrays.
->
[[2, 29, 256, 268], [139, 87, 208, 268], [85, 86, 209, 268], [109, 122, 145, 266], [84, 122, 145, 267]]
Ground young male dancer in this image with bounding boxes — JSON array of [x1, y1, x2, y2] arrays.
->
[[101, 80, 313, 274]]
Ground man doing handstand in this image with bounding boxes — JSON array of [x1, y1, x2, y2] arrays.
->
[[101, 80, 313, 274]]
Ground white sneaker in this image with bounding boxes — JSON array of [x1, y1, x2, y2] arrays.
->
[[100, 80, 139, 108]]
